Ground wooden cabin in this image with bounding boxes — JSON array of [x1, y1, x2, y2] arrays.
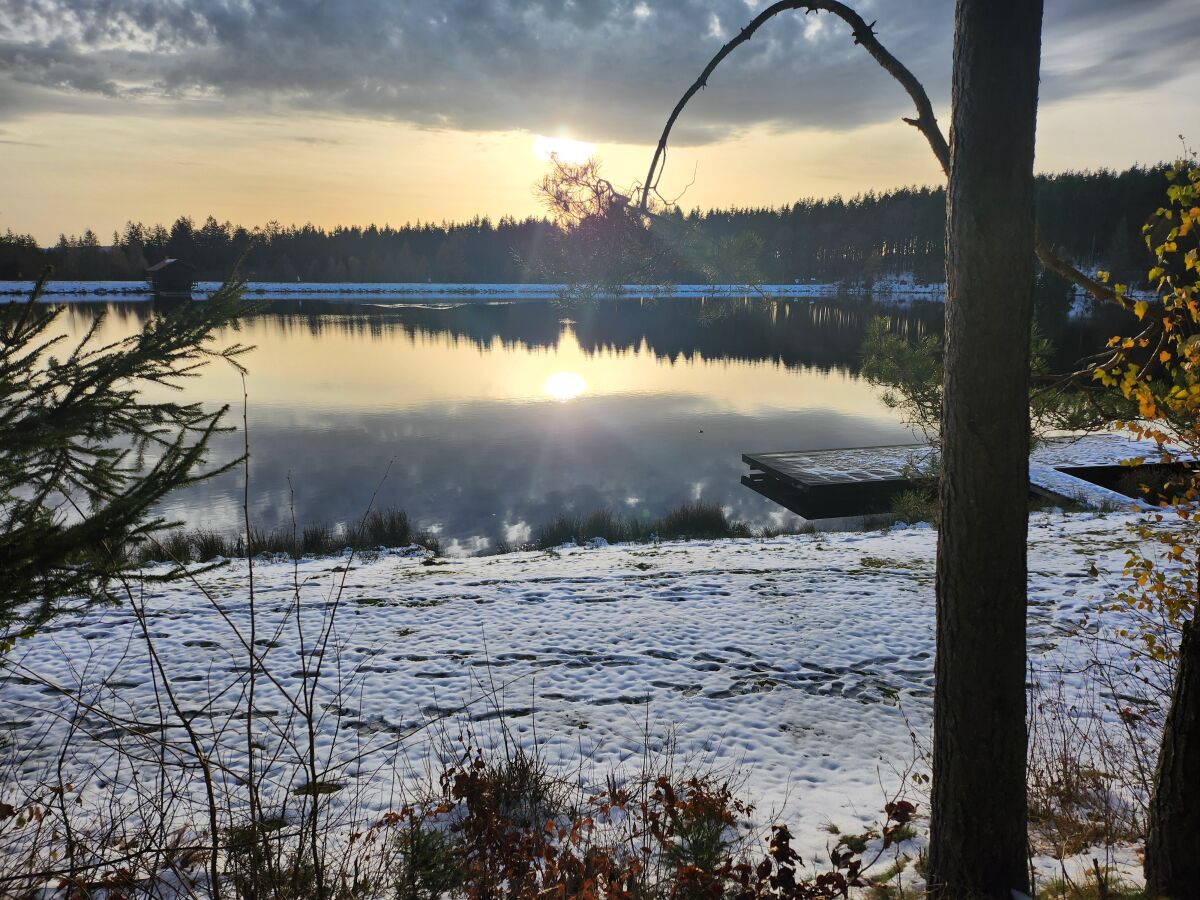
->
[[146, 258, 196, 300]]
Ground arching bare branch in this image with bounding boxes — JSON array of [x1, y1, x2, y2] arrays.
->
[[639, 1, 950, 213], [640, 0, 1123, 307]]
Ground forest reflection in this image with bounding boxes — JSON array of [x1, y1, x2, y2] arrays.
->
[[57, 295, 1128, 550], [73, 294, 1120, 375]]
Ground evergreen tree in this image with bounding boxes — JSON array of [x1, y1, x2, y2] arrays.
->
[[0, 271, 250, 634], [8, 166, 1167, 287]]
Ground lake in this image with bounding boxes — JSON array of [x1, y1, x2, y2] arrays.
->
[[49, 290, 1121, 553]]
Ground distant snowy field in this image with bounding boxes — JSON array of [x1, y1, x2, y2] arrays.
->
[[1, 275, 1144, 309], [0, 278, 946, 302], [2, 510, 1149, 875]]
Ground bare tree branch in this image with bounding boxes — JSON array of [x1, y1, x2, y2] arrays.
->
[[1035, 238, 1121, 305], [639, 1, 950, 213], [639, 0, 1123, 307]]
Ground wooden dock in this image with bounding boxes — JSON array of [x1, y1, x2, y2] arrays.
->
[[743, 433, 1174, 521]]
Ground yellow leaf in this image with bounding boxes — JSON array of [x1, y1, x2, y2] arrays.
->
[[1135, 300, 1149, 320]]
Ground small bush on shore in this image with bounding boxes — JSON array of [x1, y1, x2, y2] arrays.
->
[[533, 508, 637, 547], [656, 501, 747, 540], [532, 500, 753, 549]]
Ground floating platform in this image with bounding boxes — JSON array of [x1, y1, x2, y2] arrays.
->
[[743, 433, 1177, 521]]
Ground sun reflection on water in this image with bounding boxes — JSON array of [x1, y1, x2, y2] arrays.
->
[[543, 371, 587, 401]]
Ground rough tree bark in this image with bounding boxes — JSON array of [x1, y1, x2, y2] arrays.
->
[[1145, 592, 1200, 895], [928, 1, 1043, 897]]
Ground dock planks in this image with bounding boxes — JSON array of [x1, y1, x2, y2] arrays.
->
[[743, 433, 1173, 520]]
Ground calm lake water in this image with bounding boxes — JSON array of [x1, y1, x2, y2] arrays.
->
[[53, 293, 1121, 553]]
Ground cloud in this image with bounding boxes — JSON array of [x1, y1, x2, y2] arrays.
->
[[290, 135, 342, 146], [0, 0, 1194, 144], [1041, 0, 1197, 100]]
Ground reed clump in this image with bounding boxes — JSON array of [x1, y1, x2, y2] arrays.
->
[[134, 507, 440, 564], [531, 501, 753, 550]]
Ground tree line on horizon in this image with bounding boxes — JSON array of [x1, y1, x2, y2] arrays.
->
[[0, 163, 1167, 286]]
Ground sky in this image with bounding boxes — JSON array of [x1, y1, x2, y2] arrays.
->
[[1, 0, 1198, 244]]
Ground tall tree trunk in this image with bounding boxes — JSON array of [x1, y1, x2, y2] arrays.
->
[[1145, 594, 1200, 896], [928, 1, 1043, 896]]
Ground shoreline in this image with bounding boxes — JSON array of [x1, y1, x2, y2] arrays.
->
[[0, 278, 947, 302]]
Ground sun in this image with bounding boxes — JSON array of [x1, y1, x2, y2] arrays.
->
[[543, 371, 587, 401], [533, 134, 595, 165]]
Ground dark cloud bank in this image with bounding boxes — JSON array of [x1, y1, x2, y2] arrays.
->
[[0, 0, 1195, 142]]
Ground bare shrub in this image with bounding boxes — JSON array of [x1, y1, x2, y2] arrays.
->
[[1025, 599, 1170, 894]]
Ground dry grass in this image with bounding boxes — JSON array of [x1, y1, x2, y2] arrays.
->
[[131, 506, 441, 564], [531, 501, 754, 549]]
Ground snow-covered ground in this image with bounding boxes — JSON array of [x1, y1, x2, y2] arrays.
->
[[0, 278, 945, 303], [8, 272, 1150, 308], [1, 509, 1152, 879]]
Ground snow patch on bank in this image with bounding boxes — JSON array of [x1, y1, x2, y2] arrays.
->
[[1, 510, 1153, 874]]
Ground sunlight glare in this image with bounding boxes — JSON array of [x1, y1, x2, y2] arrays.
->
[[543, 371, 587, 401], [533, 134, 595, 164]]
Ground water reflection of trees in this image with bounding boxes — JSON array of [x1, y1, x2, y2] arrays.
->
[[568, 298, 936, 372], [62, 296, 1130, 376]]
